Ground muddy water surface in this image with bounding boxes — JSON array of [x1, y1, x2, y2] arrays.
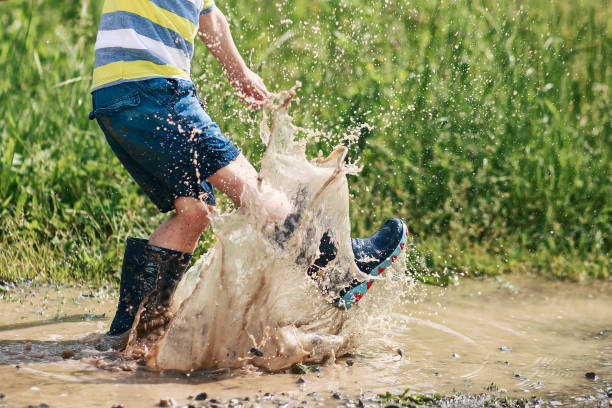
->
[[0, 276, 610, 407]]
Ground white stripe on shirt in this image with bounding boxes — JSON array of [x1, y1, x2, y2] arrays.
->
[[95, 28, 191, 74]]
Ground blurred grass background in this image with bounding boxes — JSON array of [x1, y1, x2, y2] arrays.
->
[[0, 0, 609, 284]]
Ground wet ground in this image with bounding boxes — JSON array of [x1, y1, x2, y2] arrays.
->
[[0, 275, 610, 408]]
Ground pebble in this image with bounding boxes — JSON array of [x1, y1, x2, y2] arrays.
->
[[111, 405, 123, 408], [195, 392, 208, 401], [499, 346, 512, 352], [332, 392, 343, 400], [452, 353, 460, 358], [158, 398, 174, 407], [297, 377, 308, 385], [549, 401, 563, 406], [346, 360, 354, 366], [585, 372, 598, 380], [0, 393, 4, 399], [396, 348, 404, 358], [250, 348, 264, 357], [61, 349, 75, 359], [25, 342, 32, 351]]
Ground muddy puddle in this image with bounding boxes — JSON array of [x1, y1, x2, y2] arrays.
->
[[0, 276, 610, 407]]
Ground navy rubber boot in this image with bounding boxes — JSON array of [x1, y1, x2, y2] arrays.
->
[[108, 237, 158, 336], [131, 245, 192, 338], [334, 218, 408, 309], [307, 230, 338, 279]]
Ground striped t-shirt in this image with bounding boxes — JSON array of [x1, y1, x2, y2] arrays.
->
[[92, 0, 215, 91]]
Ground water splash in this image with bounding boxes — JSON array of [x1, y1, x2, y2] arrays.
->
[[125, 87, 410, 371]]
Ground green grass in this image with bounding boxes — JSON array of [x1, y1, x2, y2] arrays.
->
[[374, 388, 530, 408], [376, 389, 443, 407], [0, 0, 610, 284]]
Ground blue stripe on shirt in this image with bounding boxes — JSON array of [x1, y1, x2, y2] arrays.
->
[[146, 0, 200, 26], [99, 11, 194, 57], [94, 47, 170, 69]]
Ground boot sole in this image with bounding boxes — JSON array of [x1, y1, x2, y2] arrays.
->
[[334, 220, 408, 310]]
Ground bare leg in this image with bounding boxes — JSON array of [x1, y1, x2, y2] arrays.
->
[[207, 153, 292, 224], [149, 197, 213, 253]]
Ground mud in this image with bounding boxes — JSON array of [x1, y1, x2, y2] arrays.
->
[[1, 276, 610, 407]]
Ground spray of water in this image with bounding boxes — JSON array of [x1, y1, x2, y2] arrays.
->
[[124, 87, 411, 371]]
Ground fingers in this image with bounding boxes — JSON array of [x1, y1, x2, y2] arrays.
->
[[243, 78, 269, 109], [255, 77, 271, 98], [229, 69, 270, 110]]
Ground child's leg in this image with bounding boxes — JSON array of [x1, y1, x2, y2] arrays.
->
[[207, 152, 293, 225], [127, 155, 294, 341], [149, 197, 214, 254]]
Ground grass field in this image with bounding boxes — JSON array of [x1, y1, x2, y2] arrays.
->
[[0, 0, 610, 284]]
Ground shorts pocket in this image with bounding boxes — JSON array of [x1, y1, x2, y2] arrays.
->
[[93, 92, 140, 116]]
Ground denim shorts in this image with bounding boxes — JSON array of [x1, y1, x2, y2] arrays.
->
[[90, 78, 240, 212]]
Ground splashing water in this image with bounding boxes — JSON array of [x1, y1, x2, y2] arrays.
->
[[124, 87, 411, 372]]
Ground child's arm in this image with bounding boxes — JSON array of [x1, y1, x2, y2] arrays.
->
[[199, 7, 269, 108]]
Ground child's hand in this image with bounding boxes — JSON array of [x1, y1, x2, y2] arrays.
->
[[228, 68, 270, 110]]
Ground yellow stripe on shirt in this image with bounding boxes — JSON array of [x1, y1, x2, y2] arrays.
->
[[102, 0, 198, 45], [92, 60, 188, 90]]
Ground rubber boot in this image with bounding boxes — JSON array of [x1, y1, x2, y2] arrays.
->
[[130, 244, 192, 339], [108, 237, 158, 336], [307, 231, 338, 279], [334, 218, 408, 309], [275, 211, 407, 310]]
